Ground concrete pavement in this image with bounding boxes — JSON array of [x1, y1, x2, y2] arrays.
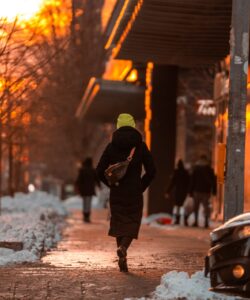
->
[[0, 209, 211, 299]]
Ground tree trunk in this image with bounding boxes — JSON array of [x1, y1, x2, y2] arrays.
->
[[8, 139, 14, 196]]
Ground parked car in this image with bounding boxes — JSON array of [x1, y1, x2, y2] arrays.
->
[[205, 213, 250, 295]]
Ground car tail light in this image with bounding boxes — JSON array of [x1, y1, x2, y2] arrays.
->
[[232, 265, 245, 279], [238, 226, 250, 239]]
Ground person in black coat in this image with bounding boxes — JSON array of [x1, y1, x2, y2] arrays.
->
[[189, 155, 217, 228], [165, 159, 189, 225], [76, 157, 100, 223], [96, 113, 156, 272]]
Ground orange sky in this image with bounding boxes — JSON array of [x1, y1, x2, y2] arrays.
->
[[0, 0, 45, 21], [0, 0, 70, 28]]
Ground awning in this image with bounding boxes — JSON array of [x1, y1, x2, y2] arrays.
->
[[76, 78, 145, 122], [105, 0, 232, 67]]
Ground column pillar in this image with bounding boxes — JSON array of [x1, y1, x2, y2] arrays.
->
[[148, 65, 178, 215]]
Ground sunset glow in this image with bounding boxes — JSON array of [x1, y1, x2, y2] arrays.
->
[[0, 0, 45, 21]]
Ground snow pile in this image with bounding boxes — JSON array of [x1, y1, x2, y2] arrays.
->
[[125, 271, 242, 300], [63, 195, 101, 211], [142, 213, 173, 225], [0, 192, 66, 266], [2, 192, 66, 215], [63, 195, 83, 210], [143, 210, 222, 229], [153, 271, 241, 300], [63, 190, 109, 212]]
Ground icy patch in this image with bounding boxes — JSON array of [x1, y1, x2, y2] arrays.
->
[[125, 271, 243, 300], [0, 191, 66, 266]]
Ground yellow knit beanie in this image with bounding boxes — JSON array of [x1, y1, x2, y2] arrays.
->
[[117, 113, 136, 129]]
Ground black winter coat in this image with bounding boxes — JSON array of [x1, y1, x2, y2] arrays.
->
[[189, 162, 217, 195], [76, 167, 99, 196], [96, 127, 156, 239], [167, 168, 189, 206]]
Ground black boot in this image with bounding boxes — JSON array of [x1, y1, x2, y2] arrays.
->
[[184, 215, 189, 226], [118, 257, 128, 272], [192, 213, 198, 227], [117, 246, 127, 258], [84, 212, 90, 223], [173, 214, 180, 225], [117, 246, 128, 272], [204, 216, 209, 228]]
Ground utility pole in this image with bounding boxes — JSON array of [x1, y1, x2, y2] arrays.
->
[[224, 0, 250, 221]]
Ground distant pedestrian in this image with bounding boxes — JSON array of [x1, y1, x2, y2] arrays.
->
[[96, 113, 155, 272], [165, 159, 189, 225], [189, 155, 217, 228], [75, 157, 100, 223]]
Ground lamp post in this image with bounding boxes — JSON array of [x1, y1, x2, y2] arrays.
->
[[224, 0, 250, 221]]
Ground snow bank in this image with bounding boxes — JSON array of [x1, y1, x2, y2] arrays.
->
[[0, 192, 66, 266], [153, 271, 242, 300], [142, 213, 173, 225], [63, 195, 83, 210], [63, 191, 108, 212], [125, 271, 243, 300], [2, 192, 66, 215], [143, 210, 222, 229], [63, 195, 101, 211]]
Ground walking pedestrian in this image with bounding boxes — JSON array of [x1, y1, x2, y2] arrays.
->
[[75, 157, 100, 223], [96, 113, 156, 272], [165, 159, 189, 225], [189, 155, 217, 228]]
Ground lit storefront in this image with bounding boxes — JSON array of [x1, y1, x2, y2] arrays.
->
[[214, 58, 250, 215], [76, 59, 145, 122], [175, 69, 215, 167], [78, 0, 233, 215], [101, 0, 118, 33]]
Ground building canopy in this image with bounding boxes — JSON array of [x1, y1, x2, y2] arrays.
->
[[76, 78, 145, 122], [105, 0, 232, 67]]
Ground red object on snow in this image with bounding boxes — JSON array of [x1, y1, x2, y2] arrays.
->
[[156, 217, 172, 225]]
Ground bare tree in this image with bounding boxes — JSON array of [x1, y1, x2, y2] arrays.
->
[[0, 1, 72, 196], [28, 0, 106, 184], [0, 0, 106, 200]]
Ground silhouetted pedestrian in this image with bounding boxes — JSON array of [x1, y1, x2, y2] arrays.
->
[[189, 155, 217, 228], [75, 157, 100, 223], [96, 113, 155, 272], [165, 159, 189, 225]]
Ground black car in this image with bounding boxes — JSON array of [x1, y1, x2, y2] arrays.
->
[[205, 213, 250, 295]]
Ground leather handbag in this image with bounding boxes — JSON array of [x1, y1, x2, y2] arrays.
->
[[104, 147, 136, 186]]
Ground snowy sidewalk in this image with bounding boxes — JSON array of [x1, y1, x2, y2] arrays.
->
[[0, 208, 216, 299]]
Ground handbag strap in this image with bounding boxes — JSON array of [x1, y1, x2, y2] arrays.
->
[[127, 147, 136, 162]]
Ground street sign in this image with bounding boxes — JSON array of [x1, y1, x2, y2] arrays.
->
[[197, 99, 216, 116]]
